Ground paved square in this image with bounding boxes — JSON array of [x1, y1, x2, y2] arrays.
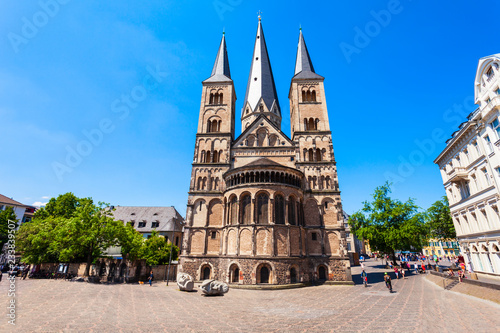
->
[[2, 261, 500, 332]]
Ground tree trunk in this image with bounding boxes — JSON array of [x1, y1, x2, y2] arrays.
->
[[391, 249, 397, 265], [83, 251, 93, 277]]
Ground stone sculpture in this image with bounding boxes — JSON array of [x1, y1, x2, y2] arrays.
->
[[177, 273, 194, 292], [199, 279, 229, 296]]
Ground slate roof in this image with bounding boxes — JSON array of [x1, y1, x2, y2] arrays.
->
[[0, 194, 27, 207], [111, 206, 184, 233], [242, 20, 280, 116], [244, 157, 286, 167], [293, 30, 323, 80], [204, 34, 232, 83]]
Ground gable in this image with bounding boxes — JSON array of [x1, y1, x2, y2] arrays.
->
[[233, 115, 294, 149]]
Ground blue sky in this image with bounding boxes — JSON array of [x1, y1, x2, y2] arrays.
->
[[1, 1, 498, 215]]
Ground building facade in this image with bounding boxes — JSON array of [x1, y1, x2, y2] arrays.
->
[[422, 239, 460, 258], [179, 19, 350, 285], [111, 206, 184, 247], [0, 193, 36, 229], [435, 54, 500, 279]]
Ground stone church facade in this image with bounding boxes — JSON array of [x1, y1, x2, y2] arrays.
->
[[179, 19, 350, 285]]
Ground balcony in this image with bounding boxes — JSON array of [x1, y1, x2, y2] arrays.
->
[[448, 167, 468, 183]]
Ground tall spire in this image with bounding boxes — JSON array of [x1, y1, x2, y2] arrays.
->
[[241, 19, 280, 125], [204, 33, 232, 83], [293, 29, 323, 80]]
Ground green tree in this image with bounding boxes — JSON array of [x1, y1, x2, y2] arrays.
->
[[118, 222, 145, 261], [0, 207, 18, 248], [34, 192, 90, 220], [140, 230, 179, 266], [16, 217, 61, 264], [348, 182, 427, 263], [55, 201, 125, 276], [425, 196, 455, 240]]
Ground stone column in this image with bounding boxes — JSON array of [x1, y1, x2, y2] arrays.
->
[[271, 226, 276, 257], [252, 198, 256, 224], [269, 198, 274, 224], [285, 200, 289, 225]]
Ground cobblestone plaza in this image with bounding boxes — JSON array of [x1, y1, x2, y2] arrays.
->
[[2, 261, 499, 332]]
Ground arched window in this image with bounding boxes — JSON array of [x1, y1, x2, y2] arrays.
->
[[306, 90, 311, 101], [218, 120, 222, 131], [316, 149, 322, 162], [212, 119, 218, 132], [200, 150, 206, 163], [288, 197, 296, 225], [213, 150, 219, 163], [230, 196, 237, 225], [308, 118, 315, 131], [197, 177, 202, 190], [240, 195, 251, 224], [209, 93, 214, 104], [315, 118, 319, 130], [274, 195, 285, 225], [259, 104, 264, 112], [207, 120, 211, 133], [308, 149, 314, 161], [311, 90, 316, 102], [257, 193, 269, 224], [302, 91, 306, 102], [325, 176, 331, 189], [218, 92, 223, 104], [202, 177, 207, 190], [206, 151, 211, 163], [304, 118, 308, 130], [214, 178, 219, 190]]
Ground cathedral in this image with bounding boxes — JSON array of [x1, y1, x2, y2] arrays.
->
[[179, 18, 351, 286]]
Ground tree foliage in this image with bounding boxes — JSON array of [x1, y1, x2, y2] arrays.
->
[[348, 182, 427, 262], [0, 206, 18, 248], [140, 230, 179, 266], [16, 193, 176, 276], [425, 196, 455, 240]]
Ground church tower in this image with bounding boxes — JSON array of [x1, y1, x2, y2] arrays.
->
[[241, 18, 281, 130], [179, 22, 350, 287], [289, 29, 343, 229], [182, 33, 235, 260]]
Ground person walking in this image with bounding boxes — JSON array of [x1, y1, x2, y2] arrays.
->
[[384, 272, 393, 292], [401, 267, 405, 279], [394, 266, 399, 279], [361, 270, 368, 287], [148, 270, 154, 287]]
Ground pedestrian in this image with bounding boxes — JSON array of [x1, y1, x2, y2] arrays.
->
[[458, 269, 465, 283], [361, 270, 368, 287], [148, 270, 154, 287], [401, 267, 405, 279], [384, 272, 392, 292], [421, 263, 426, 273], [394, 267, 399, 279]]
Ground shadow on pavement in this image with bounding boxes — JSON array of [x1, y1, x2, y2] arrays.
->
[[352, 271, 420, 285]]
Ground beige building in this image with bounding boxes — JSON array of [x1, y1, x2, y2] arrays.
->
[[435, 54, 500, 279], [179, 19, 350, 285]]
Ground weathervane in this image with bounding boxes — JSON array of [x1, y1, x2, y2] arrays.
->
[[257, 10, 262, 21]]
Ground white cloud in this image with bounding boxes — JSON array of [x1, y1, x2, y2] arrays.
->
[[32, 201, 48, 207], [41, 196, 50, 199]]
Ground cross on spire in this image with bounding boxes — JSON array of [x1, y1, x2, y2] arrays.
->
[[257, 10, 262, 21]]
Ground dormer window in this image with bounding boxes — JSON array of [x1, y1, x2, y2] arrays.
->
[[151, 221, 159, 228], [259, 104, 264, 112], [138, 221, 146, 228], [131, 212, 135, 215]]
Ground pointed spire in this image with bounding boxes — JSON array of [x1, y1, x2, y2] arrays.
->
[[293, 29, 323, 80], [242, 19, 280, 120], [204, 33, 232, 83]]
